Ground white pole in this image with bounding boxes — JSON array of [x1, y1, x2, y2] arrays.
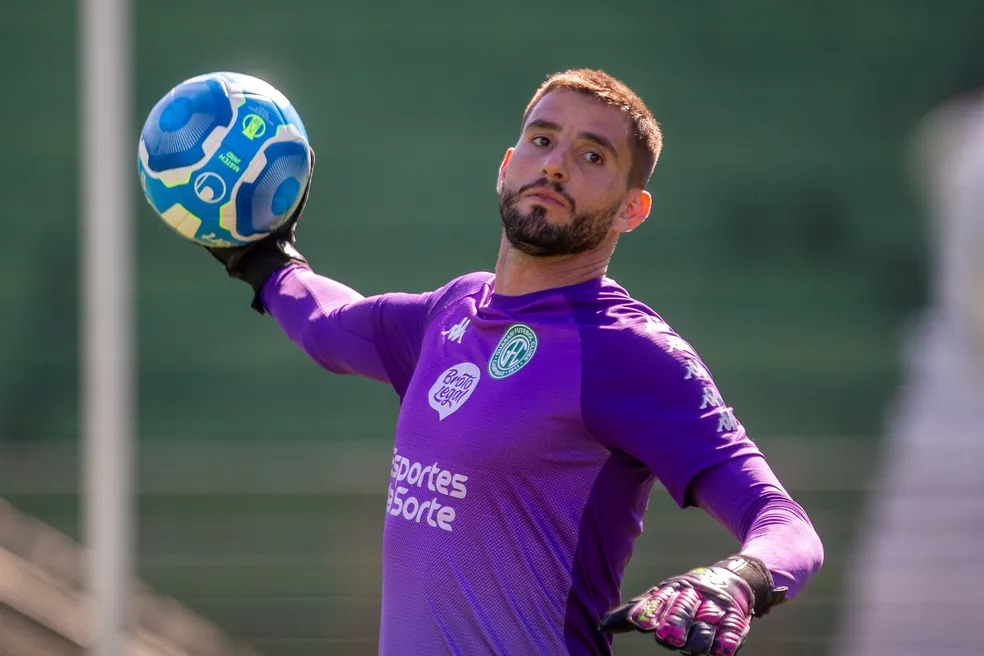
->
[[80, 0, 135, 654]]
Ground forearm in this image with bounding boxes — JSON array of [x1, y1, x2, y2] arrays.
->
[[690, 455, 824, 599], [731, 492, 823, 598], [261, 264, 390, 381]]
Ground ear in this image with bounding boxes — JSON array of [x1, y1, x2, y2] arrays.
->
[[612, 190, 652, 234], [496, 148, 514, 194]]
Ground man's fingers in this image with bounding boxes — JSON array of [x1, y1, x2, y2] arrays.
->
[[603, 575, 752, 656], [675, 598, 727, 655], [709, 607, 750, 656], [611, 566, 757, 655], [600, 584, 675, 633], [599, 602, 638, 633], [680, 620, 715, 655], [654, 587, 700, 648]]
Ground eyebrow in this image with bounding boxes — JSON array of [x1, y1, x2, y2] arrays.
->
[[525, 119, 619, 160]]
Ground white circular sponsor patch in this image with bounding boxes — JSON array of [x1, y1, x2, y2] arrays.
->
[[428, 362, 481, 421]]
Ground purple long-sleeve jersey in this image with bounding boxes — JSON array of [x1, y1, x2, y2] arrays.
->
[[261, 266, 823, 656]]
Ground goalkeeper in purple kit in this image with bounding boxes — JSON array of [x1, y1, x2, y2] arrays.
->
[[208, 69, 823, 655]]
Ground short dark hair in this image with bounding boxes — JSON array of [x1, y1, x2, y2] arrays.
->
[[522, 69, 663, 189]]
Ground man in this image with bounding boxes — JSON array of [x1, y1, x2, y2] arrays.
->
[[211, 69, 823, 656]]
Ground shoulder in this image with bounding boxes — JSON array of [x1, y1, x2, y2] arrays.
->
[[579, 294, 748, 459], [593, 325, 711, 400], [577, 287, 707, 386], [433, 271, 495, 299], [430, 271, 494, 305], [423, 271, 494, 320]]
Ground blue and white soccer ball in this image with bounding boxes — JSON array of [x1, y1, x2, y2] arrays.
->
[[138, 72, 312, 247]]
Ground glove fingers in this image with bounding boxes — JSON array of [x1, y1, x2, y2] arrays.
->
[[679, 598, 727, 655], [680, 623, 714, 655], [284, 145, 316, 229], [206, 243, 250, 272], [654, 586, 700, 649], [600, 585, 674, 633], [598, 602, 638, 634], [629, 584, 676, 632], [709, 607, 751, 656], [609, 564, 756, 654]]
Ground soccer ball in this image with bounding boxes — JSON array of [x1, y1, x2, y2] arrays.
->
[[138, 72, 312, 247]]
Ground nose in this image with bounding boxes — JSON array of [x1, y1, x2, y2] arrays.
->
[[541, 150, 568, 183]]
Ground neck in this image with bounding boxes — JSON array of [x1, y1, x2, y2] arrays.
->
[[492, 231, 616, 296]]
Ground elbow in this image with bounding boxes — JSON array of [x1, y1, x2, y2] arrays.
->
[[809, 524, 825, 576], [787, 515, 825, 598], [742, 498, 826, 599], [788, 504, 825, 586], [298, 313, 357, 375]]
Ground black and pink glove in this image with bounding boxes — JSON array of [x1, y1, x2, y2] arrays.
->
[[600, 555, 786, 656]]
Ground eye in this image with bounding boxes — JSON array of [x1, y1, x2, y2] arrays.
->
[[531, 135, 551, 147], [583, 151, 604, 165]]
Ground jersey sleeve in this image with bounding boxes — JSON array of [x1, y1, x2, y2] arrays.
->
[[688, 455, 824, 599], [261, 265, 489, 397], [581, 318, 762, 508]]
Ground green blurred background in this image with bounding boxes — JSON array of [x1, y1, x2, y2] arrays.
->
[[1, 1, 980, 654]]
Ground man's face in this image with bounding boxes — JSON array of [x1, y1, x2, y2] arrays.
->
[[498, 89, 638, 256]]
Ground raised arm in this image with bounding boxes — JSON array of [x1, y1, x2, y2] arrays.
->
[[260, 264, 437, 391], [205, 154, 437, 394]]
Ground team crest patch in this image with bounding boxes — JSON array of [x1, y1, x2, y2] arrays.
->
[[488, 324, 537, 379], [428, 363, 481, 420]]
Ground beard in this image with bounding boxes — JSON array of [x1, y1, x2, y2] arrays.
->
[[499, 179, 621, 257]]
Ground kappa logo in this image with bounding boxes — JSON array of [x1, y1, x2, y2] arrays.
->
[[428, 363, 481, 420], [441, 317, 470, 344], [488, 324, 537, 379]]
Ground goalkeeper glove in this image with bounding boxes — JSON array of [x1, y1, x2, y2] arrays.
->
[[600, 555, 786, 656], [207, 147, 316, 314]]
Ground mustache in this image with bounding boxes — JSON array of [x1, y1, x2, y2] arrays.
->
[[516, 178, 576, 211]]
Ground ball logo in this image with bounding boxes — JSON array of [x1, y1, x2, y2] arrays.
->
[[489, 324, 537, 379], [193, 172, 227, 204], [241, 114, 267, 140], [428, 363, 480, 420]]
